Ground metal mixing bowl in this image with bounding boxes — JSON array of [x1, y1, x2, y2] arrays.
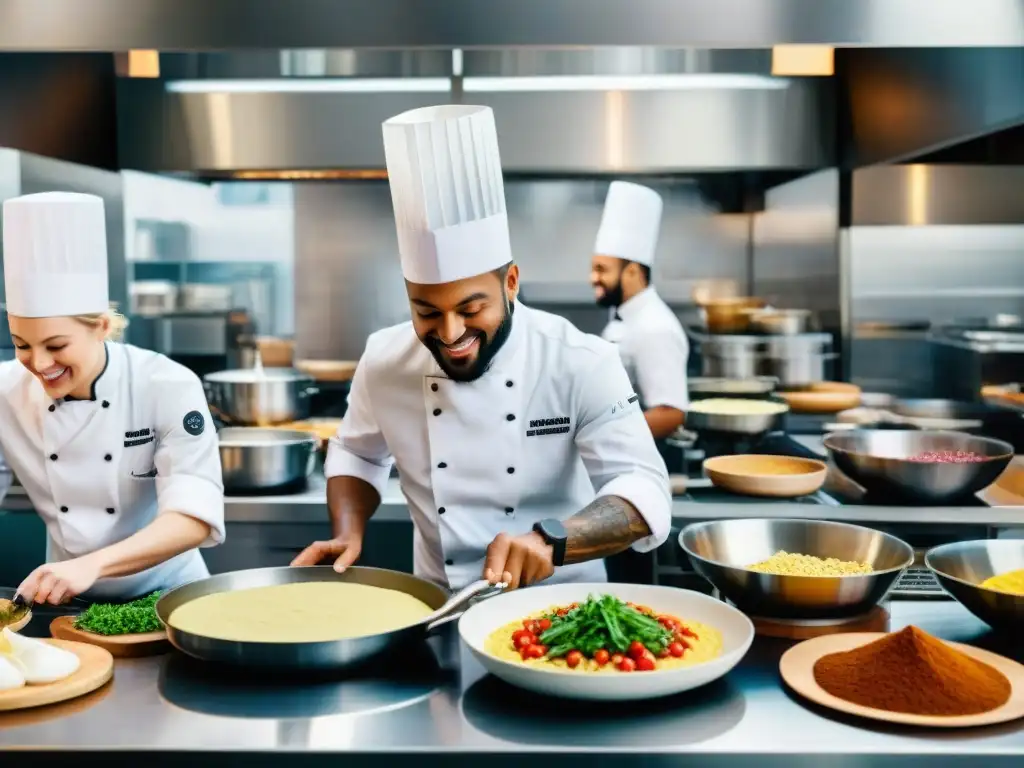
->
[[679, 519, 913, 620], [925, 540, 1024, 632], [822, 429, 1013, 504]]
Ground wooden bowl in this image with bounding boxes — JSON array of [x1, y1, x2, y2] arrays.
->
[[779, 382, 862, 414], [704, 454, 828, 498], [700, 297, 767, 334], [295, 359, 359, 382]]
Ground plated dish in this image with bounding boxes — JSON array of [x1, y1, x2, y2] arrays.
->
[[460, 583, 754, 701]]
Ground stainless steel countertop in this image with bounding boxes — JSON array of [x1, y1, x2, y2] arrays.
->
[[2, 601, 1023, 764]]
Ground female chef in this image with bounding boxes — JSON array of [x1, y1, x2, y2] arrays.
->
[[0, 192, 225, 605]]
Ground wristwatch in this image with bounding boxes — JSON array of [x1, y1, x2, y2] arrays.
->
[[533, 518, 568, 567]]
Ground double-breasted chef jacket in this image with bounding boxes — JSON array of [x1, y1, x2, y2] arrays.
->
[[0, 342, 226, 601], [325, 300, 673, 592], [601, 286, 690, 414]]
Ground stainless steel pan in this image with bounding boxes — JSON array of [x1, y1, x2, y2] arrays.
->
[[155, 566, 505, 671]]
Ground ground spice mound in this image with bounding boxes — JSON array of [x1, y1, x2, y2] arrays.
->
[[812, 626, 1012, 716]]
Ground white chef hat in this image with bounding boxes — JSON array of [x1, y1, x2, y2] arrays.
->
[[593, 181, 664, 267], [382, 104, 511, 285], [3, 192, 109, 318]]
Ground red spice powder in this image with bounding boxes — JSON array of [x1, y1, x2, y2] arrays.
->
[[812, 626, 1012, 716]]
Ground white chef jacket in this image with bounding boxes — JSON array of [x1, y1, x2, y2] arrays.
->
[[0, 342, 225, 601], [325, 301, 672, 591], [601, 287, 690, 413]]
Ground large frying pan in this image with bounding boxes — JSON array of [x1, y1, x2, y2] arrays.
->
[[155, 565, 504, 671]]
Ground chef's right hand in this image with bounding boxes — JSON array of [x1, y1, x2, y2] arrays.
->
[[290, 534, 363, 572]]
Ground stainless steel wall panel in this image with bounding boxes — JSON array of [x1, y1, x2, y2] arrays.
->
[[2, 0, 1023, 49]]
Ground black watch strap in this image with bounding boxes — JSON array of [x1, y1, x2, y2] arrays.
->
[[533, 518, 568, 567]]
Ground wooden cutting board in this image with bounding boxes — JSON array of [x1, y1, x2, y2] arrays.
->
[[0, 639, 113, 712], [50, 616, 170, 658]]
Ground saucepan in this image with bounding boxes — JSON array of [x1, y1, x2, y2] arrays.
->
[[155, 566, 505, 671]]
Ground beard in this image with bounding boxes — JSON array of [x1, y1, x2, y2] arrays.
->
[[423, 296, 515, 383], [595, 277, 624, 308]]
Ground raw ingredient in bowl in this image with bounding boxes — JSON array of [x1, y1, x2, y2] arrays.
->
[[908, 451, 987, 464], [747, 551, 873, 576], [688, 398, 787, 415], [0, 598, 29, 630], [813, 625, 1011, 716], [980, 568, 1024, 596], [74, 591, 163, 636], [484, 594, 722, 673]]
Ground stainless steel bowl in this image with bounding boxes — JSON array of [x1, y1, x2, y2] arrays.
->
[[219, 427, 317, 493], [749, 309, 813, 335], [685, 398, 789, 435], [679, 519, 913, 620], [925, 540, 1024, 632], [822, 429, 1013, 504], [204, 368, 318, 426]]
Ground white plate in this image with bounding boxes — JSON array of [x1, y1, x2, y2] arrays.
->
[[458, 583, 754, 701]]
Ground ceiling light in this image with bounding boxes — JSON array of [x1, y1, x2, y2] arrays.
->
[[165, 78, 452, 94], [772, 46, 834, 76], [463, 74, 788, 92]]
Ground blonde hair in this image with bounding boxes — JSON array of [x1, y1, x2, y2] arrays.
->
[[74, 307, 129, 342]]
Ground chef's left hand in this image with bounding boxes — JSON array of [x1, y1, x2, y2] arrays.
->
[[17, 556, 102, 605], [483, 531, 555, 590]]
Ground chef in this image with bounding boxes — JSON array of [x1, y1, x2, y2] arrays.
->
[[292, 105, 671, 591], [0, 192, 225, 605], [591, 181, 690, 440]]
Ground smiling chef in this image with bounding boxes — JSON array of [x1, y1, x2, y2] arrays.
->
[[0, 192, 225, 605], [591, 181, 689, 441], [291, 105, 671, 591]]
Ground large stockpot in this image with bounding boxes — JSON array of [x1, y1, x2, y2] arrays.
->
[[762, 335, 835, 388], [219, 427, 318, 493], [700, 335, 761, 380], [155, 566, 504, 671], [204, 368, 318, 425]]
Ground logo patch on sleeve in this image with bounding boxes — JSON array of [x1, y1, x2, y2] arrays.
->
[[183, 410, 205, 436]]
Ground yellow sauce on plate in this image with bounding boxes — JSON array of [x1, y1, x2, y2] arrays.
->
[[484, 604, 723, 673]]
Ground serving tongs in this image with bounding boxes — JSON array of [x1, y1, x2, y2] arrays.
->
[[423, 579, 508, 632]]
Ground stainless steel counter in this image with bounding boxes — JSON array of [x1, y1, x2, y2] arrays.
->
[[2, 601, 1023, 765]]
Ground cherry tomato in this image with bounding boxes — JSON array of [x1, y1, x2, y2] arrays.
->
[[668, 641, 686, 658], [674, 634, 692, 649], [636, 655, 656, 672], [538, 618, 552, 632], [658, 616, 677, 631], [617, 657, 636, 672], [566, 650, 583, 669], [656, 647, 670, 659], [677, 625, 699, 639], [611, 653, 625, 666], [514, 633, 536, 650], [512, 628, 532, 642], [521, 644, 545, 660], [528, 620, 544, 635], [594, 649, 610, 666], [628, 640, 647, 660], [556, 608, 568, 617]]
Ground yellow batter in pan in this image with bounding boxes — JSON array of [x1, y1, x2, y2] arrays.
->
[[167, 582, 435, 643]]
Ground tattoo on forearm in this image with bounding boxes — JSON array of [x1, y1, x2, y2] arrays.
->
[[562, 495, 652, 565]]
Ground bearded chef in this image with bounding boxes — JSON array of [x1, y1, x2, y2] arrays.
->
[[291, 105, 671, 591], [591, 181, 689, 441], [0, 192, 225, 605]]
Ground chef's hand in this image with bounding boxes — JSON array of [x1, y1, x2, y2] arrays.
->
[[483, 531, 555, 590], [17, 556, 102, 605], [290, 534, 363, 572]]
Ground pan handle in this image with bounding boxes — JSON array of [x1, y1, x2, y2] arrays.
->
[[425, 579, 507, 633]]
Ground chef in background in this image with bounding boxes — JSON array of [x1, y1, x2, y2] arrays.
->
[[292, 105, 671, 591], [591, 181, 689, 441], [0, 192, 225, 605]]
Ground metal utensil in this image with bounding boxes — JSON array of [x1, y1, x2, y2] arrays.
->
[[218, 427, 318, 493], [925, 540, 1024, 632], [822, 429, 1013, 504], [748, 309, 813, 336], [204, 368, 318, 426], [685, 398, 789, 435], [680, 519, 913, 620], [156, 565, 505, 670], [689, 376, 778, 398]]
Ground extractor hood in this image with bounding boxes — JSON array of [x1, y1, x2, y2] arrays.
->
[[1, 0, 1022, 49], [117, 48, 834, 175]]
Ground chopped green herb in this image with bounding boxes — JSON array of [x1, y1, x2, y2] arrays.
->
[[73, 591, 164, 636], [539, 594, 673, 658]]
